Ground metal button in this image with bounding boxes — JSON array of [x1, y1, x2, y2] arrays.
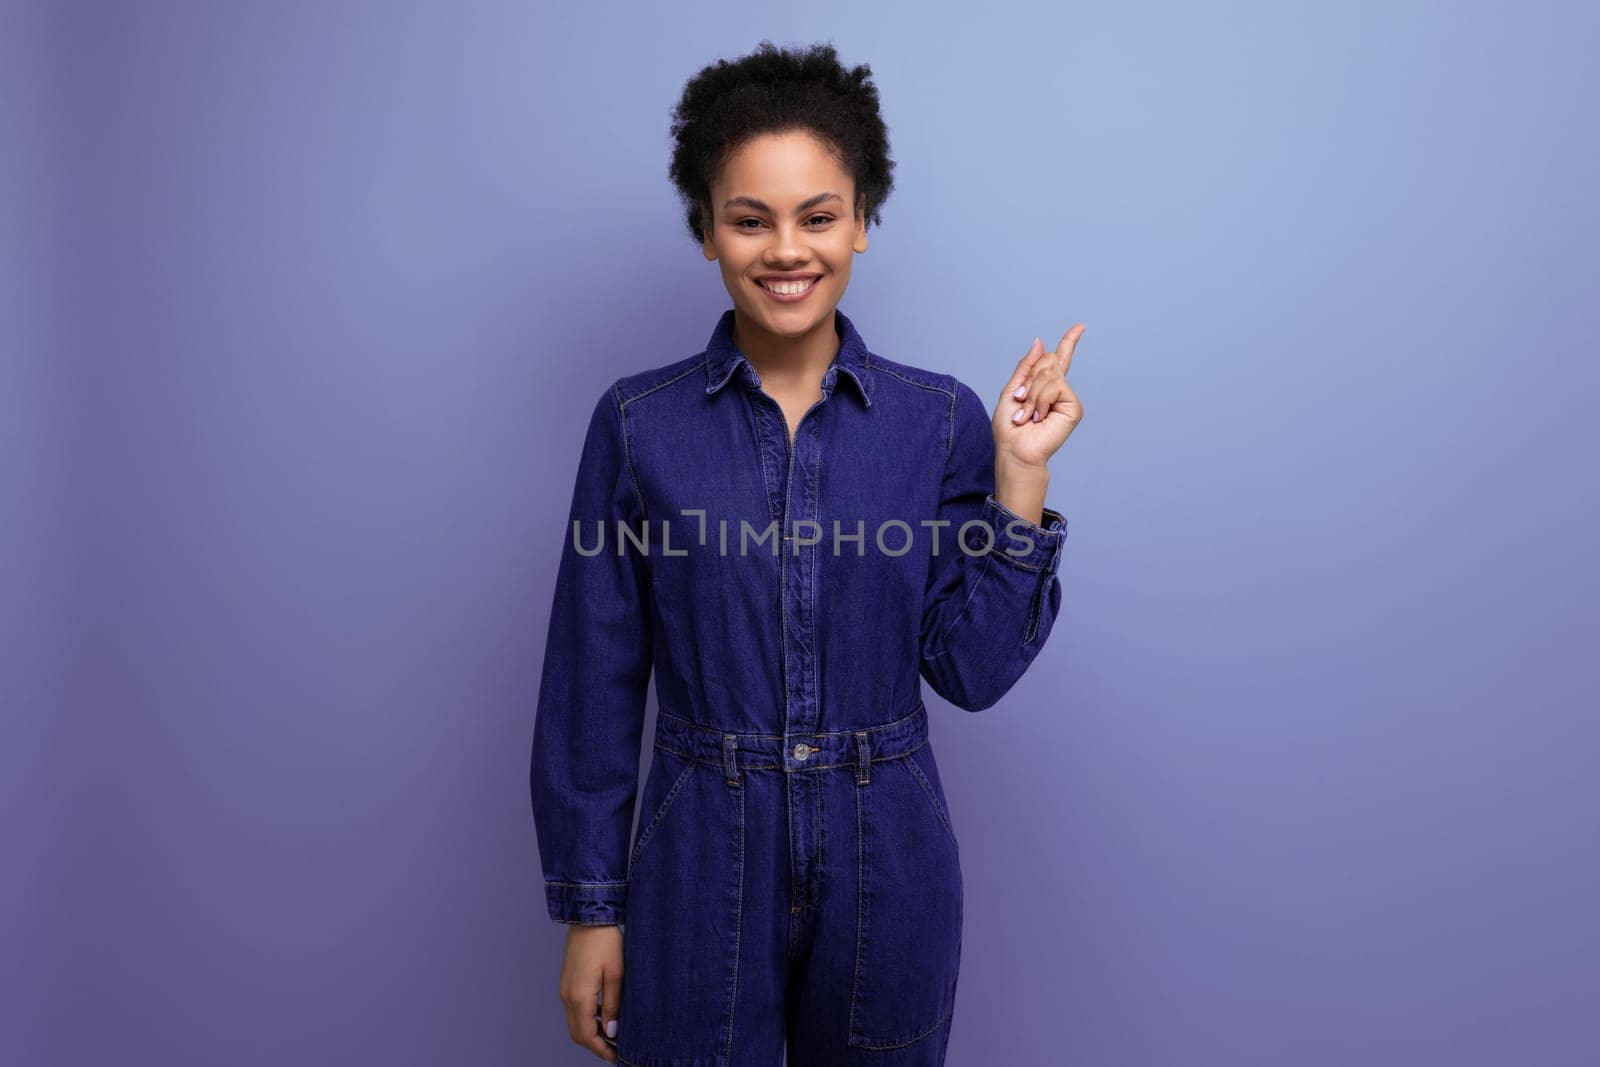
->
[[793, 743, 813, 761]]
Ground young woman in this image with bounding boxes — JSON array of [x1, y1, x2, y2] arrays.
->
[[531, 41, 1084, 1066]]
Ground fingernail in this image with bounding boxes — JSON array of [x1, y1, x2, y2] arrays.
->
[[1012, 408, 1026, 423], [606, 1019, 618, 1038], [1033, 336, 1041, 348], [1032, 410, 1041, 422], [1012, 385, 1026, 399]]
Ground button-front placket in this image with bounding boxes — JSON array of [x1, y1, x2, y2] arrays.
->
[[743, 363, 840, 921]]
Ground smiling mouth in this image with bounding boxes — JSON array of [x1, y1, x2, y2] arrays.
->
[[756, 276, 820, 296]]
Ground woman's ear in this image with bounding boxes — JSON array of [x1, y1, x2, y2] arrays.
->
[[853, 193, 869, 254], [701, 206, 717, 261]]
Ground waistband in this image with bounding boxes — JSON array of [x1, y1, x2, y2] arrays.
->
[[652, 699, 930, 785]]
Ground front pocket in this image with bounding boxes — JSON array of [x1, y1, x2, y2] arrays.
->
[[616, 748, 743, 1066], [901, 746, 961, 855], [847, 745, 964, 1050], [627, 749, 698, 874]]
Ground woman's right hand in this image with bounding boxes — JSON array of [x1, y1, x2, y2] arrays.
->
[[557, 924, 624, 1062]]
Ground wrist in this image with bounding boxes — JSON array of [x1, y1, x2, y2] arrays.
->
[[995, 455, 1049, 490], [993, 459, 1049, 529], [995, 445, 1049, 470]]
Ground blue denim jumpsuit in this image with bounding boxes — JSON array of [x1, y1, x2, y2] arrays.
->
[[531, 307, 1068, 1066]]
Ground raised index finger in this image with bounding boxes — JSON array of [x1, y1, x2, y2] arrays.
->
[[1055, 323, 1086, 377]]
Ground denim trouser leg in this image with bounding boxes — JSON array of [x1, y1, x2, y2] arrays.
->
[[614, 701, 962, 1067]]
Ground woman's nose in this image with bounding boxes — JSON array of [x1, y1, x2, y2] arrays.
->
[[767, 224, 807, 263]]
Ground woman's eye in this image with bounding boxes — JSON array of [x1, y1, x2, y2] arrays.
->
[[735, 215, 835, 230]]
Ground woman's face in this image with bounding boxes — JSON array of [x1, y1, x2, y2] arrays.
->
[[701, 130, 869, 343]]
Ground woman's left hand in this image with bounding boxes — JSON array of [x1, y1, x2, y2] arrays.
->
[[991, 323, 1086, 469]]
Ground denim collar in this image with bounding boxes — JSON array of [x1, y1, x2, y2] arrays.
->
[[702, 307, 875, 409]]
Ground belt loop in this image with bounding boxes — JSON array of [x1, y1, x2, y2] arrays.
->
[[723, 734, 740, 787], [854, 730, 871, 786]]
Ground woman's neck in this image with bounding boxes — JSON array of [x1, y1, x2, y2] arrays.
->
[[732, 310, 840, 393]]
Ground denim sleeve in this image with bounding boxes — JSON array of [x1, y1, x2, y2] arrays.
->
[[919, 378, 1068, 712], [530, 383, 654, 925]]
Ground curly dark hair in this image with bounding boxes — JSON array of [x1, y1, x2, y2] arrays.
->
[[667, 40, 896, 245]]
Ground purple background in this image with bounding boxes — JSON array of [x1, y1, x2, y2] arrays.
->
[[6, 3, 1597, 1064]]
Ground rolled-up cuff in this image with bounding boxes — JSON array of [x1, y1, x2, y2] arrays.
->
[[980, 494, 1068, 573], [545, 879, 628, 925]]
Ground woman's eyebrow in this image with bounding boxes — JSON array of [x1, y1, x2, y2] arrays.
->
[[723, 192, 843, 213]]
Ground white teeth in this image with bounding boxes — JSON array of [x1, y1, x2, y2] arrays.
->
[[761, 278, 816, 295]]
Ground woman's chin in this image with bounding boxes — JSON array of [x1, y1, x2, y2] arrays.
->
[[736, 297, 837, 337]]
